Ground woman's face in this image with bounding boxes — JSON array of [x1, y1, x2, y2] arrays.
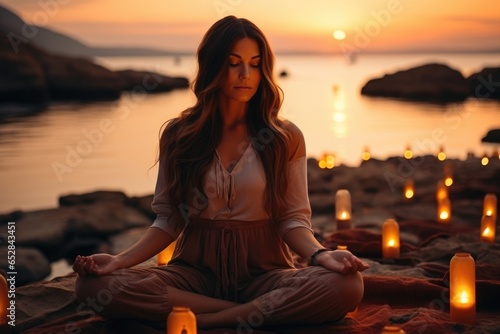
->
[[220, 37, 262, 106]]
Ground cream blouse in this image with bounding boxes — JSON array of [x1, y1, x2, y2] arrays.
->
[[151, 123, 313, 240]]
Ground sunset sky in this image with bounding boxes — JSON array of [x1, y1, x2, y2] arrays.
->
[[3, 0, 500, 54]]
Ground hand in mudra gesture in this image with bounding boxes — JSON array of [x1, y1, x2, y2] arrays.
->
[[72, 254, 121, 276], [315, 250, 369, 275]]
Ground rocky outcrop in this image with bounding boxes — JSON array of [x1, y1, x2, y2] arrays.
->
[[0, 38, 47, 104], [0, 34, 189, 111], [467, 67, 500, 99], [0, 191, 154, 284], [482, 129, 500, 143], [361, 63, 470, 102], [116, 70, 189, 92], [0, 35, 122, 104]]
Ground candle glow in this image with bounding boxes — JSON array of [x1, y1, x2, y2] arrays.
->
[[335, 189, 352, 230], [404, 146, 413, 159], [167, 307, 197, 334], [437, 198, 451, 223], [403, 179, 414, 200], [480, 215, 496, 243], [459, 290, 469, 304], [482, 193, 497, 221], [450, 253, 475, 325], [445, 177, 453, 187], [436, 180, 448, 202], [362, 147, 371, 161], [382, 219, 400, 258], [157, 240, 177, 266]]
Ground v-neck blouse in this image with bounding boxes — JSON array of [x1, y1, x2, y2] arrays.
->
[[151, 123, 313, 239]]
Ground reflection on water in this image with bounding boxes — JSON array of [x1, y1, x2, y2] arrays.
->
[[1, 54, 500, 212], [331, 85, 347, 139]]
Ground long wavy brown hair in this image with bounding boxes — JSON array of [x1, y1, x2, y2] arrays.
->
[[157, 16, 291, 223]]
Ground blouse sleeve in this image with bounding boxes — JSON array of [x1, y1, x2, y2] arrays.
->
[[276, 122, 314, 237], [150, 155, 184, 240]]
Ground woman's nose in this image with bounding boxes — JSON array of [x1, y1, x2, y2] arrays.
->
[[239, 64, 250, 79]]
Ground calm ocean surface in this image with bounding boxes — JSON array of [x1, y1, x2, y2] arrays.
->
[[1, 53, 499, 213]]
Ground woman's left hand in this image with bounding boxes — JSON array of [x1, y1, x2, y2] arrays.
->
[[315, 250, 369, 274]]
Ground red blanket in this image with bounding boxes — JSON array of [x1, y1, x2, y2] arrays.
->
[[17, 220, 500, 334]]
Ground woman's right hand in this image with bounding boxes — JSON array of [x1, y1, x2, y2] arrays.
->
[[72, 253, 122, 276]]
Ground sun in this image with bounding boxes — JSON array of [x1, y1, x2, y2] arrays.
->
[[333, 30, 346, 41]]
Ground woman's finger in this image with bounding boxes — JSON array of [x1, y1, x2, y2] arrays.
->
[[73, 256, 88, 276]]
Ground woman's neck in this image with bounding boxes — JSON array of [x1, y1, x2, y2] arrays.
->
[[219, 100, 248, 129]]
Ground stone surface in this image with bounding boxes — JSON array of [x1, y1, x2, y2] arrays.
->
[[0, 247, 51, 285], [482, 128, 500, 143], [361, 63, 470, 102], [467, 67, 500, 99], [115, 70, 189, 92]]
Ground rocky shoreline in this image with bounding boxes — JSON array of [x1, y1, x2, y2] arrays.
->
[[0, 34, 189, 119], [361, 63, 500, 102], [1, 154, 499, 286]]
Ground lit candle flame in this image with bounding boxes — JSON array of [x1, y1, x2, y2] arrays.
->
[[486, 209, 493, 216], [388, 239, 395, 247], [341, 211, 347, 219], [440, 211, 449, 220], [445, 177, 453, 187], [405, 190, 414, 199], [459, 290, 469, 304], [483, 227, 491, 236]]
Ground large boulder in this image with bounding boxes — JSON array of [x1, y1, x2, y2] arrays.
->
[[0, 201, 152, 262], [361, 63, 470, 102], [467, 67, 500, 99], [0, 247, 51, 285], [481, 129, 500, 143]]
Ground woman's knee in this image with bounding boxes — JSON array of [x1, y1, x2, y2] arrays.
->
[[320, 271, 364, 308], [340, 272, 364, 309]]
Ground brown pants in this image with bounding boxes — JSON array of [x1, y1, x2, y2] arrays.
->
[[75, 219, 364, 326]]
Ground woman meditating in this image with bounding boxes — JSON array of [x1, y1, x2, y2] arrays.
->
[[73, 15, 368, 330]]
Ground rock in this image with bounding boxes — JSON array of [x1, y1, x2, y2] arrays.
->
[[467, 67, 500, 99], [0, 247, 51, 285], [0, 34, 121, 106], [59, 190, 128, 206], [0, 27, 189, 116], [482, 129, 500, 143], [59, 236, 110, 263], [127, 194, 155, 220], [40, 52, 122, 101], [115, 70, 189, 92], [0, 201, 151, 263], [9, 206, 81, 257], [0, 35, 48, 104], [361, 63, 470, 102], [109, 226, 149, 254], [309, 193, 334, 215], [68, 201, 152, 236]]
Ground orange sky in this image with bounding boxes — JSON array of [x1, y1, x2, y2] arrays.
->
[[3, 0, 500, 53]]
